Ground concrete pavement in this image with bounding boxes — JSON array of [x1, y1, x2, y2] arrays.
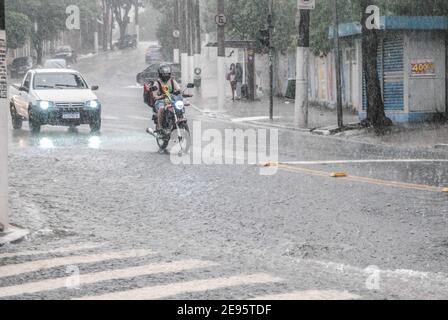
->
[[2, 44, 448, 300]]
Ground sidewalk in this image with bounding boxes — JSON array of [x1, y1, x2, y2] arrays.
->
[[190, 95, 359, 130], [336, 122, 448, 150], [191, 95, 448, 152]]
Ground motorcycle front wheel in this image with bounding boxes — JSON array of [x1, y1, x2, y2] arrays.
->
[[160, 123, 191, 155]]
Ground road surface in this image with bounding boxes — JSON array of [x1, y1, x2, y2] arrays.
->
[[1, 44, 448, 300]]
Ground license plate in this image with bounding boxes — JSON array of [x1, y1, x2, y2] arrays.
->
[[62, 113, 80, 119]]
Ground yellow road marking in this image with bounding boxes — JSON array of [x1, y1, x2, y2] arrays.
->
[[277, 164, 445, 193]]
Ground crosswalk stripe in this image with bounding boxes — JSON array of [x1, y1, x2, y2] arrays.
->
[[251, 290, 361, 300], [0, 244, 103, 259], [76, 273, 282, 300], [0, 250, 152, 278], [0, 260, 216, 298]]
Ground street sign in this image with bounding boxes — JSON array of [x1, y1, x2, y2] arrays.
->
[[298, 0, 315, 10], [215, 14, 227, 26], [173, 30, 180, 38]]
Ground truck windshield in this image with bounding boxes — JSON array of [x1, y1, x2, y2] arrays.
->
[[33, 73, 88, 90]]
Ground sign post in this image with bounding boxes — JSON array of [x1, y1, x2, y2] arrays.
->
[[294, 0, 314, 128], [0, 0, 9, 232], [217, 0, 226, 111]]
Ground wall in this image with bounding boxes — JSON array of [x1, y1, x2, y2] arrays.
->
[[406, 30, 446, 115]]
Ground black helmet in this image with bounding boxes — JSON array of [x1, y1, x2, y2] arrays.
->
[[158, 65, 172, 82]]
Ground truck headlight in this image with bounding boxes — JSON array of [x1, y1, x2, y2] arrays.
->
[[86, 100, 100, 109], [37, 101, 53, 110]]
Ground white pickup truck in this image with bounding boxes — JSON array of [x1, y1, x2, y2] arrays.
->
[[9, 68, 101, 133]]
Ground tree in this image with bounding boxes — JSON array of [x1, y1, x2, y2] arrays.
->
[[5, 11, 32, 50], [6, 0, 68, 64], [6, 0, 99, 63], [111, 0, 133, 40], [360, 0, 391, 130]]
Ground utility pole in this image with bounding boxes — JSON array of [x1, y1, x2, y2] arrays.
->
[[333, 0, 343, 128], [268, 0, 274, 121], [217, 0, 226, 111], [294, 2, 311, 128], [0, 1, 9, 232], [173, 0, 180, 64], [180, 0, 188, 84], [194, 0, 202, 95], [134, 0, 140, 44], [187, 0, 194, 84]]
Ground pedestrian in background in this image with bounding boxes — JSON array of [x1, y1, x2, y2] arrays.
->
[[227, 63, 237, 101], [235, 63, 243, 100]]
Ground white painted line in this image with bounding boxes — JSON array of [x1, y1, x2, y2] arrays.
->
[[77, 273, 281, 300], [0, 250, 152, 278], [102, 116, 120, 121], [0, 243, 103, 259], [280, 159, 448, 166], [0, 260, 216, 298], [296, 258, 448, 288], [251, 290, 361, 300], [127, 116, 151, 121], [231, 116, 282, 123], [125, 85, 143, 89]]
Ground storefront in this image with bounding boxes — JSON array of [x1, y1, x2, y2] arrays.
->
[[333, 16, 448, 123]]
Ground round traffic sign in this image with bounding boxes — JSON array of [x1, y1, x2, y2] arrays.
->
[[173, 30, 180, 38], [194, 68, 202, 76], [215, 14, 227, 27]]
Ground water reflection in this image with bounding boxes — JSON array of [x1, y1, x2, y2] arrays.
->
[[11, 128, 102, 150]]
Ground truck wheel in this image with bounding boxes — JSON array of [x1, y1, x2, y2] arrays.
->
[[28, 113, 41, 134], [10, 105, 23, 130], [90, 117, 101, 133]]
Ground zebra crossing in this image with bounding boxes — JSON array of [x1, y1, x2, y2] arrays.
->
[[0, 243, 361, 300]]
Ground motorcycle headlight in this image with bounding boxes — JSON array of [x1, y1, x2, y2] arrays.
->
[[37, 100, 53, 110], [86, 100, 100, 109], [175, 101, 185, 110]]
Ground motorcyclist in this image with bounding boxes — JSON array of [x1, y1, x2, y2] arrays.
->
[[152, 65, 181, 135]]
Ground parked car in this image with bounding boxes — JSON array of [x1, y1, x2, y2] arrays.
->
[[8, 68, 101, 133], [54, 45, 77, 64], [136, 62, 182, 85], [43, 59, 68, 69], [9, 56, 36, 79], [145, 46, 162, 64], [113, 34, 138, 50]]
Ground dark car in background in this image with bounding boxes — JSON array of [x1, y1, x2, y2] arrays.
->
[[113, 34, 138, 50], [9, 56, 36, 79], [54, 45, 78, 64], [136, 62, 181, 85], [145, 45, 162, 64]]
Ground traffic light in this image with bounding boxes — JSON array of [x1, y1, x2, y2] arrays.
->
[[256, 29, 270, 49]]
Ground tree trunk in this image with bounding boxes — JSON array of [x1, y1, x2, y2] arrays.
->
[[34, 39, 43, 65], [360, 0, 392, 130], [102, 0, 109, 51]]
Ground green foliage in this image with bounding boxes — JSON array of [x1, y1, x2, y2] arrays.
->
[[5, 11, 32, 49], [5, 0, 99, 61], [151, 0, 175, 60]]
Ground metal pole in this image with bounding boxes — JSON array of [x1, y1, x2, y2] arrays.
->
[[333, 0, 344, 128], [268, 0, 274, 121], [294, 6, 310, 128], [217, 0, 226, 111], [173, 0, 180, 64], [187, 0, 194, 84], [0, 1, 9, 232], [180, 0, 188, 84], [194, 0, 202, 95], [134, 0, 140, 44]]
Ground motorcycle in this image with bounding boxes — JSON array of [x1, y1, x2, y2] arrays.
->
[[146, 83, 194, 155]]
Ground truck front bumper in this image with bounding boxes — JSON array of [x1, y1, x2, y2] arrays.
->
[[30, 106, 101, 126]]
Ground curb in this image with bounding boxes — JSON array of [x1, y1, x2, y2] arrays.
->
[[0, 226, 30, 245]]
